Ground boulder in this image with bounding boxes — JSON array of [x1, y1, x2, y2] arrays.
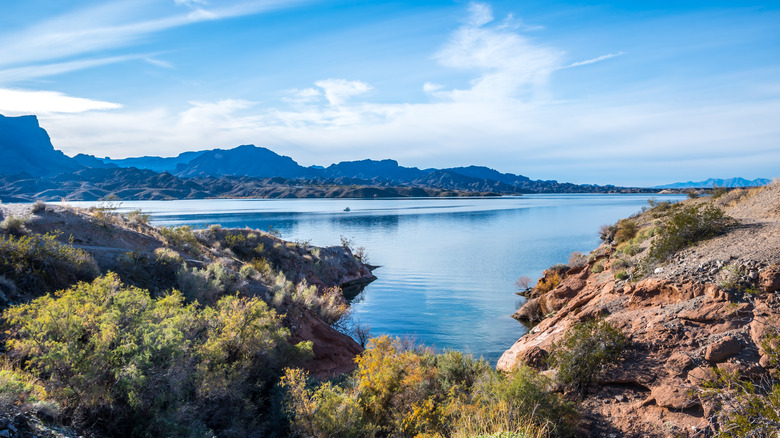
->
[[705, 336, 741, 363]]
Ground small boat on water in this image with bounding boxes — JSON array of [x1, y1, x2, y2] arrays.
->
[[343, 207, 351, 212]]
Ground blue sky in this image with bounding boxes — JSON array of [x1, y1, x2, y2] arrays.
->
[[1, 0, 778, 186]]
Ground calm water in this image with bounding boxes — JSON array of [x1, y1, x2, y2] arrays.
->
[[70, 194, 683, 363]]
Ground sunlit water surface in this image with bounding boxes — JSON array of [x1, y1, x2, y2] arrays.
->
[[68, 194, 683, 363]]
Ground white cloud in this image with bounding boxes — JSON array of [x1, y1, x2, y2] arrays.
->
[[433, 4, 562, 101], [0, 0, 304, 80], [314, 79, 373, 106], [0, 88, 121, 114], [467, 3, 494, 27], [0, 55, 139, 84], [559, 52, 626, 69], [15, 2, 779, 186], [283, 87, 322, 104]]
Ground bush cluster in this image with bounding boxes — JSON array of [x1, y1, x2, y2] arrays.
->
[[548, 319, 627, 397], [647, 203, 734, 263], [3, 273, 312, 437], [0, 232, 99, 298], [282, 336, 577, 438]]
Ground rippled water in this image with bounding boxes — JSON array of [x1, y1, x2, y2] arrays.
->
[[70, 194, 683, 363]]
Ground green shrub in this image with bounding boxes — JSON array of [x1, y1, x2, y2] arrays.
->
[[548, 319, 627, 397], [0, 232, 99, 297], [614, 269, 628, 280], [160, 225, 200, 251], [616, 240, 641, 256], [4, 273, 311, 436], [126, 209, 150, 225], [647, 203, 734, 263], [282, 336, 574, 438], [0, 365, 55, 415], [591, 261, 605, 273], [30, 201, 46, 214], [0, 215, 28, 234], [614, 219, 638, 244]]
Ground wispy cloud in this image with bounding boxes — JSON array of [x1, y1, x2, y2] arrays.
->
[[314, 79, 373, 106], [432, 2, 562, 101], [0, 0, 303, 80], [559, 51, 626, 69], [0, 55, 141, 83], [0, 88, 121, 114]]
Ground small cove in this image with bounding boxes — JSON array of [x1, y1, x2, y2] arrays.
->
[[71, 194, 684, 363]]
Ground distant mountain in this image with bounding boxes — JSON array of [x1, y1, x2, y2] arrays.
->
[[656, 177, 772, 189], [72, 154, 118, 169], [174, 145, 320, 179], [323, 159, 428, 182], [0, 114, 84, 176], [105, 150, 207, 173]]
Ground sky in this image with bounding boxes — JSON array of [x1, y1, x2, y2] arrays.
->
[[0, 0, 778, 186]]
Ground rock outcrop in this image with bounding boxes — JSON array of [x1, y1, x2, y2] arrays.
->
[[0, 114, 83, 176], [499, 183, 780, 437]]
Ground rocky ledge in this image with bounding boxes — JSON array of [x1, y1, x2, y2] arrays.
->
[[498, 183, 780, 437]]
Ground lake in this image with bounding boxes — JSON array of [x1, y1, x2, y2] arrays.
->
[[71, 194, 683, 363]]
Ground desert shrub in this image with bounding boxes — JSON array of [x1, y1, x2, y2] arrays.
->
[[568, 251, 587, 268], [702, 369, 780, 438], [687, 189, 700, 199], [239, 264, 259, 279], [616, 240, 641, 256], [176, 261, 238, 304], [0, 215, 28, 234], [470, 365, 577, 437], [614, 270, 628, 280], [711, 186, 729, 199], [548, 319, 627, 397], [4, 273, 312, 436], [599, 224, 617, 242], [0, 232, 99, 296], [154, 247, 182, 264], [283, 337, 573, 438], [612, 257, 631, 270], [0, 364, 57, 417], [536, 273, 561, 294], [515, 276, 532, 293], [614, 219, 638, 244], [647, 203, 735, 263], [591, 260, 605, 273], [30, 201, 46, 214], [91, 194, 122, 227], [126, 209, 150, 225], [160, 225, 200, 252]]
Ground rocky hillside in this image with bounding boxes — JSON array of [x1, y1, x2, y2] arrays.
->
[[499, 183, 780, 437]]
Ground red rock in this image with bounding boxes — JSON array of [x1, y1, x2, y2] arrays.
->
[[651, 383, 698, 409], [760, 266, 780, 293], [705, 336, 741, 363]]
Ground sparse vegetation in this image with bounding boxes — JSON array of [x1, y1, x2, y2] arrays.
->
[[126, 208, 150, 225], [646, 203, 735, 263], [548, 319, 627, 397], [160, 225, 200, 251], [0, 232, 99, 296], [30, 200, 46, 214], [0, 214, 28, 234]]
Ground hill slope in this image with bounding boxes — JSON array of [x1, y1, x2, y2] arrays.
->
[[499, 183, 780, 436]]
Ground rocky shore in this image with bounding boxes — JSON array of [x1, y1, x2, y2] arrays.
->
[[499, 183, 780, 437]]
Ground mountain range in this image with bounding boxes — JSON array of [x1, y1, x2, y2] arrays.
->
[[655, 177, 772, 189], [0, 113, 719, 201]]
